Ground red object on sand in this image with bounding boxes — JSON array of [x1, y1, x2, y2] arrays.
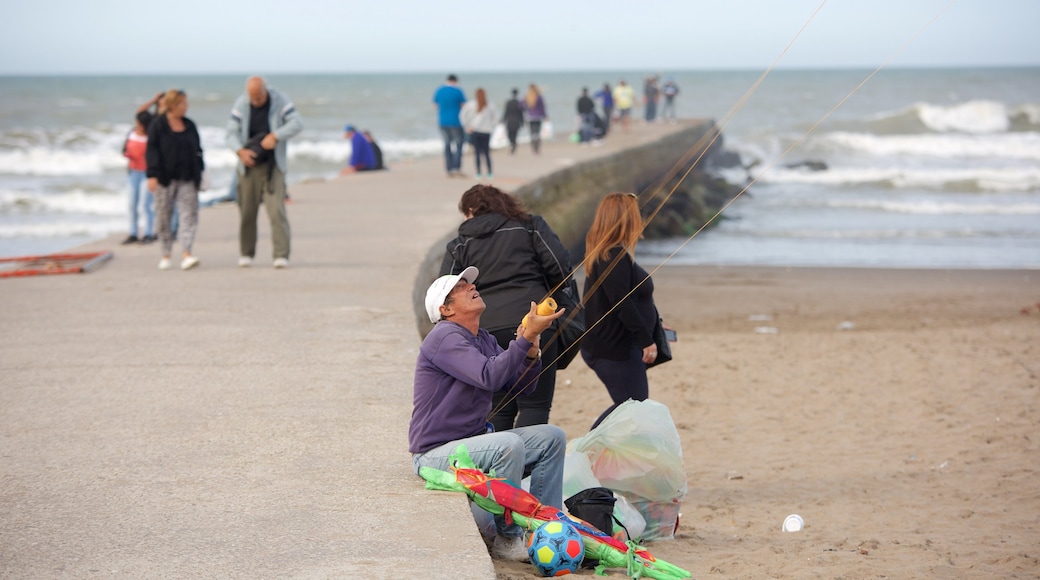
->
[[0, 251, 113, 278]]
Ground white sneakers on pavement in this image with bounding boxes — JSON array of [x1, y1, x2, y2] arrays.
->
[[180, 256, 200, 270], [237, 256, 252, 268], [491, 535, 529, 562], [158, 257, 171, 270], [272, 258, 289, 269]]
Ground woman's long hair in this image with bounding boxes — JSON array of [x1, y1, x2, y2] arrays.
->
[[475, 88, 487, 112], [584, 193, 643, 275], [525, 84, 540, 109], [458, 184, 530, 222]]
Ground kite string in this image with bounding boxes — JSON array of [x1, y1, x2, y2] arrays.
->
[[488, 0, 830, 420], [491, 1, 953, 421]]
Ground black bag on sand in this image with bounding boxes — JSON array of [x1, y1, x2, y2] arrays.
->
[[565, 487, 628, 568]]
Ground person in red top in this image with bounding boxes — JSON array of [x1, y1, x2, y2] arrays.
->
[[122, 111, 156, 244]]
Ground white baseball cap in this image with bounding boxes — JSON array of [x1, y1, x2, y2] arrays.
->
[[425, 266, 479, 323]]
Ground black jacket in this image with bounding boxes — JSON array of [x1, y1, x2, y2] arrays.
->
[[502, 98, 525, 129], [441, 213, 572, 333], [581, 246, 656, 360], [145, 114, 204, 187]]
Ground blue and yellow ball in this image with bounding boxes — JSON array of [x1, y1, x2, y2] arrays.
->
[[526, 521, 585, 576]]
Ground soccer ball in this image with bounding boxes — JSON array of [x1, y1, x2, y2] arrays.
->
[[526, 521, 585, 576]]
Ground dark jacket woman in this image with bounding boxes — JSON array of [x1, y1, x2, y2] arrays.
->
[[440, 184, 574, 431], [580, 192, 659, 429], [582, 246, 655, 360], [146, 114, 204, 188]]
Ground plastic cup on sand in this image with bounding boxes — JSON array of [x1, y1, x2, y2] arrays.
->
[[782, 514, 804, 532]]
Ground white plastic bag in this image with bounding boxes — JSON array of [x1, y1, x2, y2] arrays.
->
[[568, 399, 687, 540]]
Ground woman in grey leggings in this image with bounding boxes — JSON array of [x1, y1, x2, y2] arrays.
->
[[145, 89, 204, 271]]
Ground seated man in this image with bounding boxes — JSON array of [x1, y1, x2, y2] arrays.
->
[[410, 266, 567, 562], [339, 124, 376, 174]]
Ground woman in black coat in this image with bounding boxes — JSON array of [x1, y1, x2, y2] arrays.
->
[[146, 89, 204, 270], [440, 184, 576, 432], [580, 192, 660, 429]]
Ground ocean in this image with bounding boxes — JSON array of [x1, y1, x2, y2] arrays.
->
[[1, 69, 1038, 268]]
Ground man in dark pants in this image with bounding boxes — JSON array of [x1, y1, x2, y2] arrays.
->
[[226, 76, 304, 269]]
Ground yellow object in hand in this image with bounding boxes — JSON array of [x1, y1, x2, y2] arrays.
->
[[522, 297, 557, 327]]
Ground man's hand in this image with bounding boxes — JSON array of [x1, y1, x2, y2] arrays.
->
[[146, 177, 158, 193], [237, 148, 257, 167], [518, 301, 566, 345], [260, 133, 278, 150]]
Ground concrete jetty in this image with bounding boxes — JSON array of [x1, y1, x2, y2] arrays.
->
[[1, 120, 712, 578]]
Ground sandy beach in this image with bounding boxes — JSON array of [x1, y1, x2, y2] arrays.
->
[[2, 117, 1037, 578], [496, 266, 1039, 579]]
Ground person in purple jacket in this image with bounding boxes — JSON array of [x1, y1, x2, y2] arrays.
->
[[409, 266, 567, 562]]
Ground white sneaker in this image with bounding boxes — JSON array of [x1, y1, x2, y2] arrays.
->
[[158, 257, 171, 270], [237, 256, 252, 268], [491, 535, 529, 562], [273, 258, 289, 269], [180, 256, 200, 270]]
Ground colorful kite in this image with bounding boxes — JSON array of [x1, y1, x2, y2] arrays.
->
[[420, 444, 692, 579]]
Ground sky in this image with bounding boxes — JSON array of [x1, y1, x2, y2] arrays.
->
[[3, 0, 1039, 75]]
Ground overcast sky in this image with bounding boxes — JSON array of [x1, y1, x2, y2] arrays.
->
[[4, 0, 1038, 75]]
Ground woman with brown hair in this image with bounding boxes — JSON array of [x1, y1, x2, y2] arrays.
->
[[439, 184, 577, 432], [580, 193, 659, 429], [146, 89, 204, 270], [459, 88, 498, 179], [523, 84, 548, 154]]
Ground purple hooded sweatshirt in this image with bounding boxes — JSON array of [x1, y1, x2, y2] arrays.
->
[[408, 320, 541, 454]]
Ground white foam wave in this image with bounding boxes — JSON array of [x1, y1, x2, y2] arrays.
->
[[820, 199, 1040, 216], [760, 166, 1040, 193], [821, 131, 1040, 161], [917, 100, 1009, 133], [0, 188, 125, 216], [0, 219, 124, 239], [719, 227, 1028, 240]]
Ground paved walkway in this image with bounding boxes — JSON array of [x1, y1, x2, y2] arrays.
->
[[1, 121, 698, 578]]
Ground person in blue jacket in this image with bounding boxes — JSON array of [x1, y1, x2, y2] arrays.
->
[[339, 125, 376, 174], [432, 74, 466, 177]]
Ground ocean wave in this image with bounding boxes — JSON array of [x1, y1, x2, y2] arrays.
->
[[0, 123, 442, 175], [760, 166, 1040, 193], [819, 198, 1040, 216], [819, 131, 1040, 161], [866, 100, 1011, 134], [715, 227, 1037, 240], [0, 218, 125, 239], [0, 188, 125, 216]]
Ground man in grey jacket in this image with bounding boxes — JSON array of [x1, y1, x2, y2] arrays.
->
[[226, 76, 303, 268]]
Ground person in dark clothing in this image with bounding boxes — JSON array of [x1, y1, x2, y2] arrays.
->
[[363, 131, 385, 170], [501, 88, 525, 155], [580, 193, 661, 429], [594, 83, 614, 135], [576, 87, 597, 144], [145, 89, 204, 271], [440, 184, 577, 432]]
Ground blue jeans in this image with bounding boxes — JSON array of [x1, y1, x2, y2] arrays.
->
[[470, 131, 491, 175], [440, 125, 464, 173], [582, 346, 649, 429], [127, 169, 154, 237], [412, 424, 566, 538]]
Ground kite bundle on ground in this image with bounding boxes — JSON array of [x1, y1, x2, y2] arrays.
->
[[420, 445, 691, 580]]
